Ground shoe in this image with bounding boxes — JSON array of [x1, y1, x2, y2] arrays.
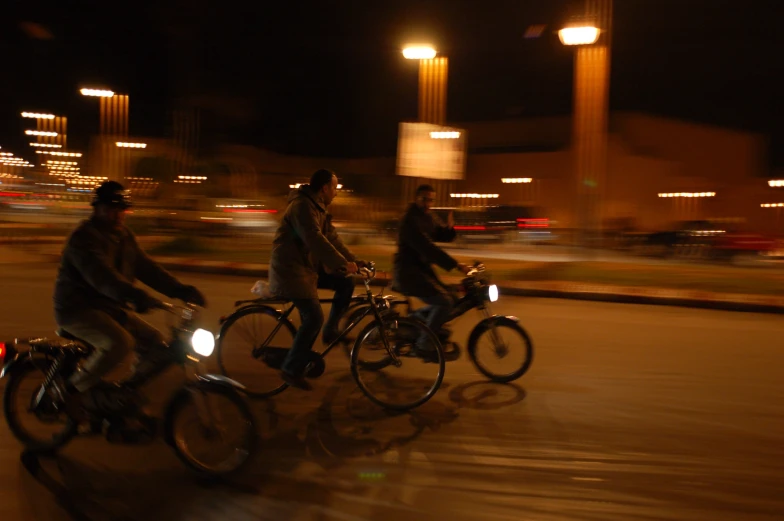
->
[[281, 371, 313, 391]]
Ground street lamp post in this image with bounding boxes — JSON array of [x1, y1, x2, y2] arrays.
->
[[22, 112, 67, 149], [402, 44, 452, 205], [80, 88, 130, 180], [560, 0, 613, 249]]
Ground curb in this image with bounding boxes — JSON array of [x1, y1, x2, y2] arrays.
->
[[0, 236, 66, 245], [152, 257, 784, 315]]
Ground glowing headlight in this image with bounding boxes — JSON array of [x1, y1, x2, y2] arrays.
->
[[488, 284, 499, 302], [191, 328, 215, 357]]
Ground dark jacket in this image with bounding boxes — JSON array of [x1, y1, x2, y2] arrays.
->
[[268, 185, 355, 299], [53, 217, 184, 323], [393, 203, 458, 298]]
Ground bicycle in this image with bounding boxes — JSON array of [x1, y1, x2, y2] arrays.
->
[[215, 263, 446, 411], [1, 301, 256, 477], [340, 261, 534, 383]]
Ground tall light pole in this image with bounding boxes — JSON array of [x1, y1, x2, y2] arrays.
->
[[21, 112, 67, 149], [80, 88, 130, 180], [402, 44, 452, 205], [560, 0, 613, 248]]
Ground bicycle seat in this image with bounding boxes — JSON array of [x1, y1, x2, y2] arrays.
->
[[57, 329, 96, 352]]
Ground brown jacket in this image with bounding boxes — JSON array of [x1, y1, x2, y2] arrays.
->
[[268, 186, 355, 299], [53, 217, 184, 323]]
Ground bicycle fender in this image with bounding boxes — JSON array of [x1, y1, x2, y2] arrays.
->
[[467, 315, 520, 352]]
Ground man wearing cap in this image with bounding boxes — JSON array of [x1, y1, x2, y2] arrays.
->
[[54, 180, 207, 413]]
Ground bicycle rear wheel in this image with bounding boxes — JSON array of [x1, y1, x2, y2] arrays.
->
[[216, 305, 294, 398], [350, 316, 445, 411]]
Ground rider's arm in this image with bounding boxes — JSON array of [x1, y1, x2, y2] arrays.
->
[[401, 212, 458, 272], [65, 228, 145, 304], [324, 214, 356, 262], [432, 214, 457, 243], [131, 234, 185, 298], [292, 200, 349, 272]]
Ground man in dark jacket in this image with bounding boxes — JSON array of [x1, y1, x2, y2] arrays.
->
[[269, 169, 364, 390], [393, 184, 470, 347], [55, 181, 206, 412]]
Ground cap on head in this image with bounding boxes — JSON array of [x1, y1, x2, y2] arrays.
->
[[91, 180, 132, 209]]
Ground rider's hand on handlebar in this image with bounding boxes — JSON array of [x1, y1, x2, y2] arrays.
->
[[177, 284, 207, 307], [133, 291, 163, 314], [457, 263, 472, 275], [345, 261, 359, 274]]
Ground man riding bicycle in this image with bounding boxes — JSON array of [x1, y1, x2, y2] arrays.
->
[[393, 184, 471, 351], [55, 181, 206, 416], [268, 169, 368, 390]]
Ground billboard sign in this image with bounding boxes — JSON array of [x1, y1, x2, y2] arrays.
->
[[396, 122, 467, 181]]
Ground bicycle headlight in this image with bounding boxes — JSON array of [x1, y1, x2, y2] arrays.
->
[[191, 328, 215, 357], [487, 284, 499, 302]]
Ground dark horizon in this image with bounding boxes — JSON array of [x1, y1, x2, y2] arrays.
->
[[1, 0, 782, 165]]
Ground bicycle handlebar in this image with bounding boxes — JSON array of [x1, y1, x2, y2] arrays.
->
[[359, 261, 376, 280], [155, 301, 198, 318]]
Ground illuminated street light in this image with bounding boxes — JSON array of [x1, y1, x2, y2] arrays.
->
[[21, 112, 55, 119], [36, 150, 82, 157], [25, 130, 58, 137], [558, 26, 600, 46], [658, 192, 716, 198], [429, 131, 460, 139], [115, 142, 147, 148], [82, 87, 129, 178], [769, 180, 784, 187], [175, 175, 206, 184], [80, 88, 115, 97], [30, 143, 62, 148], [761, 203, 784, 208], [403, 45, 437, 60], [450, 193, 500, 199], [502, 178, 533, 184]]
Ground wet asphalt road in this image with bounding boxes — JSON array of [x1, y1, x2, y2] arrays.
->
[[0, 263, 783, 520]]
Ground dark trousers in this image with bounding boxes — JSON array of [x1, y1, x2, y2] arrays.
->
[[410, 292, 455, 345], [281, 271, 354, 375]]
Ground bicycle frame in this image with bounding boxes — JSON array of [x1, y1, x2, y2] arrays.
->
[[250, 271, 403, 366], [375, 275, 494, 327]]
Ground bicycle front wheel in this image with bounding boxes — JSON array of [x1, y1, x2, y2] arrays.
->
[[350, 316, 445, 411], [468, 317, 534, 383]]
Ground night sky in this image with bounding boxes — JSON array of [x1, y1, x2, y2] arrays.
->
[[2, 0, 783, 164]]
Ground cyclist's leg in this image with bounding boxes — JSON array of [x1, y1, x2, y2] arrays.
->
[[122, 313, 169, 387], [416, 291, 454, 350], [317, 270, 355, 342], [281, 298, 323, 377], [60, 309, 135, 393]]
